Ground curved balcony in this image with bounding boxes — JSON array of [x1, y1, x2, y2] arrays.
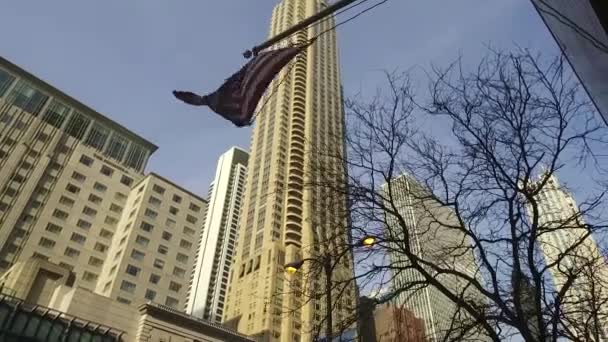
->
[[287, 197, 303, 207]]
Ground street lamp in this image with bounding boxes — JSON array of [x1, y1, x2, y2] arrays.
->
[[283, 235, 376, 340]]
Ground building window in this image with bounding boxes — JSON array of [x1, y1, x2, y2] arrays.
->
[[88, 193, 102, 204], [52, 209, 69, 220], [180, 240, 193, 250], [115, 192, 127, 201], [131, 249, 145, 261], [109, 204, 123, 214], [65, 111, 91, 140], [144, 209, 158, 220], [99, 229, 113, 239], [141, 221, 154, 232], [120, 176, 133, 187], [59, 196, 75, 207], [189, 203, 201, 212], [93, 182, 108, 193], [120, 280, 136, 293], [152, 185, 166, 195], [38, 237, 56, 249], [144, 289, 156, 300], [71, 171, 86, 183], [64, 247, 80, 258], [94, 242, 108, 253], [183, 227, 195, 236], [165, 297, 179, 308], [173, 267, 186, 278], [45, 223, 62, 234], [186, 215, 198, 224], [149, 274, 161, 284], [169, 281, 182, 293], [104, 216, 118, 226], [31, 253, 49, 260], [70, 233, 86, 244], [172, 195, 182, 203], [65, 183, 81, 195], [176, 253, 188, 264], [153, 259, 165, 269], [157, 245, 168, 255], [116, 297, 131, 305], [125, 143, 147, 171], [126, 264, 140, 277], [42, 100, 70, 128], [82, 206, 97, 217], [135, 235, 150, 247], [166, 219, 176, 228], [84, 123, 109, 151], [148, 196, 162, 207], [100, 165, 114, 177], [88, 256, 103, 267], [79, 155, 94, 167], [76, 219, 92, 230], [162, 231, 172, 241], [105, 134, 128, 161], [10, 81, 48, 115], [0, 69, 16, 97]]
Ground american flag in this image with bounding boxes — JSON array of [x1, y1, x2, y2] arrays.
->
[[174, 44, 307, 127]]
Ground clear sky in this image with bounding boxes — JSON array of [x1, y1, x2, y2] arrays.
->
[[0, 0, 565, 196]]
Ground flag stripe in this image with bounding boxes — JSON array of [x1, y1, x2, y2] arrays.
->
[[202, 44, 307, 127]]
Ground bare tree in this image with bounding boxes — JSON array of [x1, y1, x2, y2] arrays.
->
[[301, 48, 608, 341]]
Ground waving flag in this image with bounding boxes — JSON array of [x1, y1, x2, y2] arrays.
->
[[173, 44, 308, 127]]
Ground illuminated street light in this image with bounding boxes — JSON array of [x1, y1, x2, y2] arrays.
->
[[359, 236, 376, 247]]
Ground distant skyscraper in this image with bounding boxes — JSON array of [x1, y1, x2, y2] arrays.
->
[[0, 56, 208, 311], [223, 0, 355, 340], [186, 147, 248, 323], [384, 174, 486, 341], [530, 0, 608, 123], [527, 173, 608, 339]]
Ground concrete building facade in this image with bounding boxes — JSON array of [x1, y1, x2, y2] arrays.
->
[[187, 147, 249, 323], [95, 173, 207, 310], [0, 258, 254, 342], [223, 0, 356, 341], [384, 174, 486, 341], [0, 56, 208, 311], [527, 173, 608, 339]]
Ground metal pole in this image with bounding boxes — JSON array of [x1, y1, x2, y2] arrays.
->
[[243, 0, 360, 58], [324, 257, 333, 342]]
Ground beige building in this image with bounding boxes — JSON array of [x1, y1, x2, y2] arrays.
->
[[0, 258, 254, 342], [95, 173, 207, 309], [223, 0, 355, 341], [0, 56, 207, 311]]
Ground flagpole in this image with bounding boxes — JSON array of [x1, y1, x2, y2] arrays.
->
[[243, 0, 360, 58]]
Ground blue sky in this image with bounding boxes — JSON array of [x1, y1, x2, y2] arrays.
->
[[1, 0, 564, 195]]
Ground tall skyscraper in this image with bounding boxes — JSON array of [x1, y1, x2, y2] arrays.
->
[[187, 147, 249, 323], [530, 0, 608, 123], [384, 174, 486, 341], [0, 56, 208, 311], [223, 0, 355, 341], [527, 173, 608, 339]]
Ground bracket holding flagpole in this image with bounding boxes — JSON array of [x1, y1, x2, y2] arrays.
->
[[243, 0, 361, 58]]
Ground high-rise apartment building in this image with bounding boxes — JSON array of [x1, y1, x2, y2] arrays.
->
[[384, 174, 486, 341], [223, 0, 355, 341], [527, 173, 608, 339], [96, 173, 207, 309], [530, 0, 608, 122], [0, 56, 208, 311], [187, 147, 249, 323]]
